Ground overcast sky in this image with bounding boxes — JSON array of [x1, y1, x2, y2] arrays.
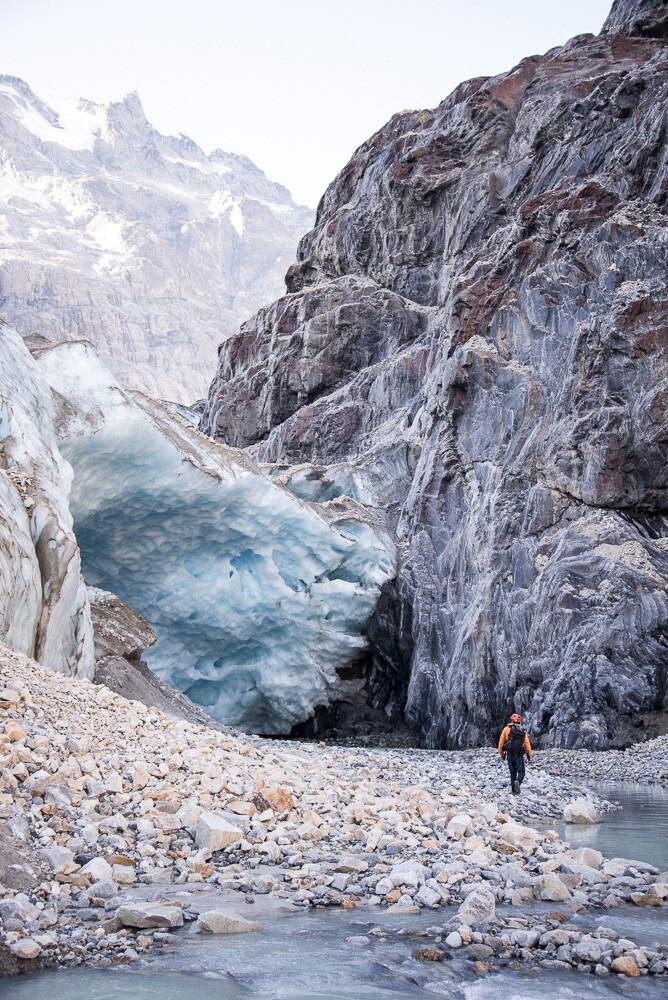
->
[[1, 0, 611, 207]]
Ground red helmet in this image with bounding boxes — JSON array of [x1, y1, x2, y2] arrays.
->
[[510, 713, 522, 723]]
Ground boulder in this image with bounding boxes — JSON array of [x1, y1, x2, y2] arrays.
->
[[195, 811, 243, 853], [195, 909, 261, 934], [611, 955, 641, 977], [446, 813, 472, 838], [253, 786, 294, 814], [9, 938, 41, 959], [41, 844, 78, 875], [5, 721, 26, 742], [81, 857, 113, 882], [226, 799, 257, 816], [498, 822, 540, 850], [117, 901, 184, 929], [563, 799, 600, 824], [573, 936, 613, 964], [457, 885, 496, 927], [570, 847, 603, 869], [534, 874, 571, 902]]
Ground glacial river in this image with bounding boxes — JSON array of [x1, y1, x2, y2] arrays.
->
[[5, 784, 668, 1000]]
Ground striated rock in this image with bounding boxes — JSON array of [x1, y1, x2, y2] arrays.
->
[[201, 0, 668, 748], [0, 77, 312, 402]]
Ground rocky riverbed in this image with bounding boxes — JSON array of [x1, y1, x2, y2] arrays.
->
[[538, 738, 668, 787], [1, 642, 667, 984]]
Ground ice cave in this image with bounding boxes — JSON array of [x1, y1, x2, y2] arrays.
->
[[41, 342, 394, 733]]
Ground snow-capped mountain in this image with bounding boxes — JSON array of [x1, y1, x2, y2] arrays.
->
[[0, 76, 313, 401]]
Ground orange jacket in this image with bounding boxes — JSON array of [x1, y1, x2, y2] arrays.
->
[[498, 724, 532, 760]]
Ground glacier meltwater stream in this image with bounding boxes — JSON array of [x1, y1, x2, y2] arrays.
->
[[5, 785, 668, 1000]]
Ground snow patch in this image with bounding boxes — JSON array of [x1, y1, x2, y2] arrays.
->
[[0, 84, 102, 151]]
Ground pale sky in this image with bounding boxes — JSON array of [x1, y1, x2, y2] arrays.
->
[[1, 0, 611, 207]]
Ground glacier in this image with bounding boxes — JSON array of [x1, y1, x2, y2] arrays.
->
[[35, 339, 395, 733], [0, 326, 94, 676]]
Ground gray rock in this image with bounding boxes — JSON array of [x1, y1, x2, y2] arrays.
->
[[457, 885, 496, 927], [195, 910, 261, 934], [201, 0, 668, 749], [116, 901, 184, 929]]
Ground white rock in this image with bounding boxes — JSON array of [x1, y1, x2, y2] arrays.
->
[[196, 910, 261, 934], [563, 798, 600, 824], [42, 844, 77, 874], [177, 802, 203, 829], [445, 931, 462, 948], [104, 771, 123, 793], [112, 864, 137, 884], [534, 873, 571, 902], [195, 811, 243, 853], [81, 857, 113, 882], [132, 764, 150, 791], [498, 821, 541, 850], [457, 885, 496, 927], [570, 847, 603, 868], [416, 884, 440, 907], [447, 813, 472, 838]]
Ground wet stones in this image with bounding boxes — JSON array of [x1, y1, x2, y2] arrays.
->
[[195, 910, 261, 934], [116, 902, 184, 929]]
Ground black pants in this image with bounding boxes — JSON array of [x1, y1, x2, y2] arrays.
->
[[507, 752, 526, 788]]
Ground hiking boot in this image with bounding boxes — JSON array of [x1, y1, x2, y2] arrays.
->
[[512, 780, 521, 795]]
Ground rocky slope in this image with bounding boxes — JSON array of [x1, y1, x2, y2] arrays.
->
[[201, 0, 668, 750], [0, 77, 313, 401]]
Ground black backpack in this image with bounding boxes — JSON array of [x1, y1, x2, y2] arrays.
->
[[506, 723, 526, 753]]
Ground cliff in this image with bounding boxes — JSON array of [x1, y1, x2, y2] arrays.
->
[[202, 0, 668, 748]]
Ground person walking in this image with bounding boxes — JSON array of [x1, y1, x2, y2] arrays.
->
[[498, 713, 532, 795]]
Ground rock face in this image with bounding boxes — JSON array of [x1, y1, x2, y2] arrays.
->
[[0, 324, 93, 678], [201, 0, 668, 749], [0, 76, 313, 402], [88, 586, 217, 727]]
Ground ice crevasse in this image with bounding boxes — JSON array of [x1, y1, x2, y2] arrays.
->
[[36, 339, 395, 733]]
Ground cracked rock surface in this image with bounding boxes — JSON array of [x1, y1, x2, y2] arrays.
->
[[202, 0, 668, 749]]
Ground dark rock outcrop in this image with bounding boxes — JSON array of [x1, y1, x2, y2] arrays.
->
[[202, 0, 668, 749], [88, 588, 218, 728]]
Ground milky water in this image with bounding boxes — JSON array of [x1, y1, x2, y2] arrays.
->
[[554, 782, 668, 872], [5, 783, 668, 1000], [4, 906, 668, 1000]]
